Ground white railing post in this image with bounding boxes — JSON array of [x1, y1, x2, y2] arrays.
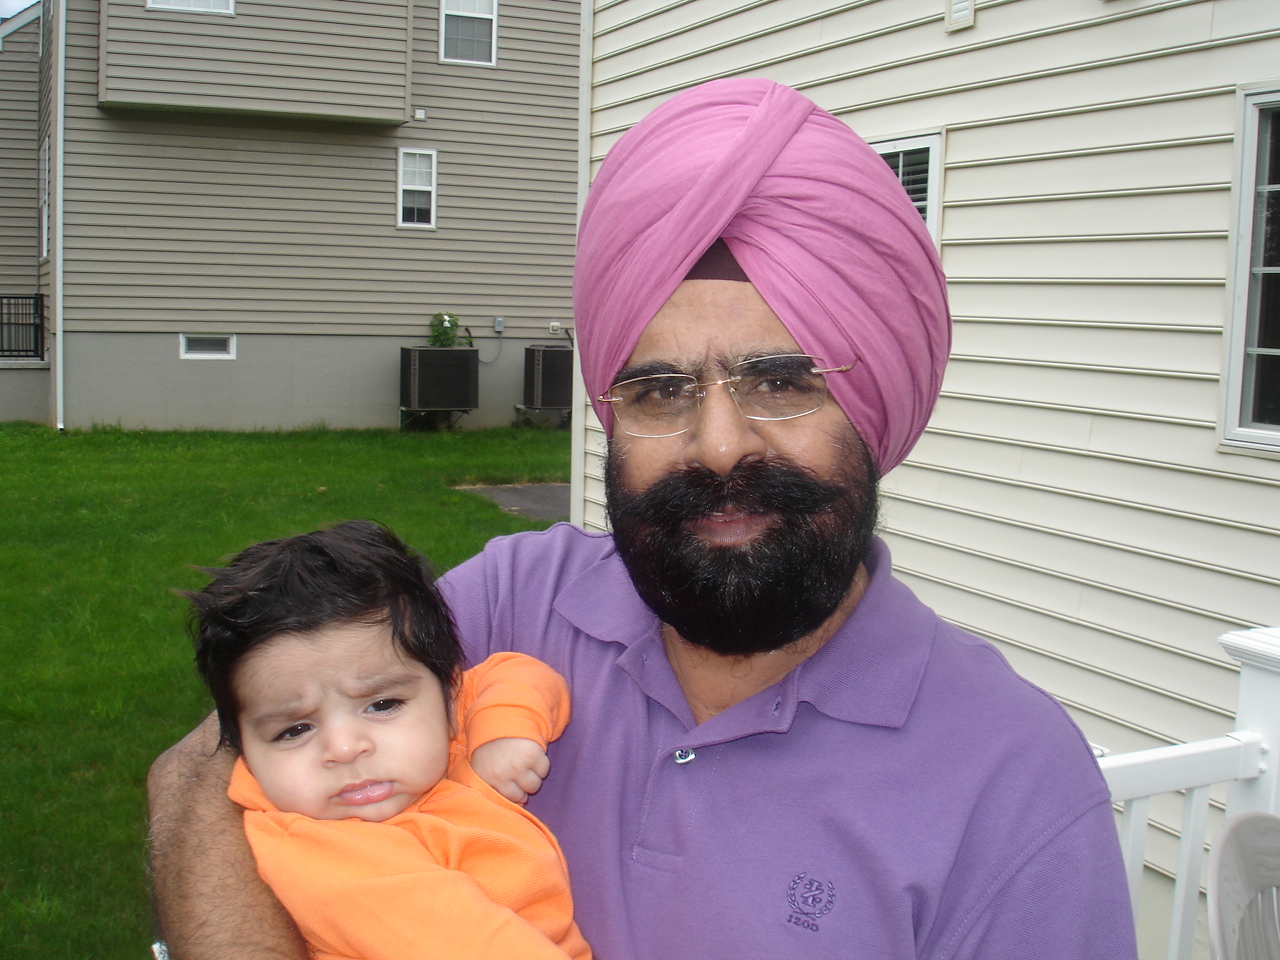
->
[[1219, 627, 1280, 818]]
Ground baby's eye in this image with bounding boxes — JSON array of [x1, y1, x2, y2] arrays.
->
[[368, 698, 406, 715], [273, 722, 312, 742]]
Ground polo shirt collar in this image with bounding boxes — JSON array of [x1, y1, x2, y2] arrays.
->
[[553, 536, 935, 731], [793, 538, 936, 728]]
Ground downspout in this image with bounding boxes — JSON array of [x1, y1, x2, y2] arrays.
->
[[52, 0, 67, 429], [567, 0, 593, 529]]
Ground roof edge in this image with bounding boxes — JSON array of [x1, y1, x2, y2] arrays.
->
[[0, 2, 41, 46]]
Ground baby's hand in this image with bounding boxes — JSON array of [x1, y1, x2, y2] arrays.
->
[[470, 737, 551, 804]]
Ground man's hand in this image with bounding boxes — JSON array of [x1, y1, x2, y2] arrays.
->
[[469, 737, 551, 804], [148, 715, 307, 960]]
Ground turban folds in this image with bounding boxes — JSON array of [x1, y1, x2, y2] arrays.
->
[[573, 78, 951, 474]]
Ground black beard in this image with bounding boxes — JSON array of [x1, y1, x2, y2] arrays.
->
[[605, 447, 878, 657]]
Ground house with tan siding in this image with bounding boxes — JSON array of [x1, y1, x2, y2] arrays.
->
[[0, 5, 46, 421], [0, 0, 581, 429], [566, 3, 1279, 955]]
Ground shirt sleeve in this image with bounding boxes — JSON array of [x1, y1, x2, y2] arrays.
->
[[935, 798, 1139, 960], [455, 652, 571, 756], [242, 810, 580, 960], [440, 547, 502, 665]]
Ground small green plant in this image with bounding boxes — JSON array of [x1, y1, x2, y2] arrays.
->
[[428, 311, 473, 347]]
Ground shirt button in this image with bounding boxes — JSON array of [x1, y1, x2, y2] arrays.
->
[[673, 749, 696, 764]]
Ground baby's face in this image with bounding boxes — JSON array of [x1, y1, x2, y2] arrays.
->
[[235, 620, 451, 822]]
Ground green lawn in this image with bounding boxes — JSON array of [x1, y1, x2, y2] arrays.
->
[[0, 423, 571, 959]]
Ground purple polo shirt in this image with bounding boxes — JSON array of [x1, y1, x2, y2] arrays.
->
[[442, 525, 1137, 960]]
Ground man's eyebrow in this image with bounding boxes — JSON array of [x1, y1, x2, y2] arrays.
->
[[738, 353, 814, 372], [613, 360, 687, 384], [614, 350, 805, 385]]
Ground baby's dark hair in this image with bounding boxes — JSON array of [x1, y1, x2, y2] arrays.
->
[[184, 520, 462, 753]]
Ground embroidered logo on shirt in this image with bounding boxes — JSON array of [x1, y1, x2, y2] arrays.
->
[[787, 873, 835, 931]]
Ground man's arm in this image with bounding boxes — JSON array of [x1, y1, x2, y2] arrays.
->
[[935, 799, 1138, 960], [148, 715, 307, 960]]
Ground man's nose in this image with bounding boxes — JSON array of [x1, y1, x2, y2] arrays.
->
[[681, 380, 768, 475], [322, 723, 374, 765]]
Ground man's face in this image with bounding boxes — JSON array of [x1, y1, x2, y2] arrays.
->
[[606, 279, 878, 656]]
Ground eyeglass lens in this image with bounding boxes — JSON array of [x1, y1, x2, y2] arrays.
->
[[608, 355, 833, 437]]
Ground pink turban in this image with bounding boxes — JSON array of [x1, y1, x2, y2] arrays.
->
[[573, 78, 951, 474]]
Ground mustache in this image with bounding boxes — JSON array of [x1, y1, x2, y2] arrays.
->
[[613, 457, 848, 529]]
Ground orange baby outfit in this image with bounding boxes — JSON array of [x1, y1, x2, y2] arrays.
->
[[228, 652, 591, 960]]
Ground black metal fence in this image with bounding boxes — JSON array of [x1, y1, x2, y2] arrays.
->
[[0, 295, 45, 359]]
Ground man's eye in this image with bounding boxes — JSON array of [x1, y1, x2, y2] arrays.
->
[[368, 698, 406, 715], [745, 374, 815, 395], [273, 723, 312, 742], [633, 377, 692, 404]]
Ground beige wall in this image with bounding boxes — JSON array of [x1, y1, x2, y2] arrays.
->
[[42, 0, 579, 428], [61, 330, 576, 429], [0, 364, 49, 421]]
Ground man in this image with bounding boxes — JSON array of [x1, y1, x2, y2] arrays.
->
[[149, 78, 1137, 959]]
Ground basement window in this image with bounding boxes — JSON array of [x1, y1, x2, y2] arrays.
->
[[180, 334, 236, 359]]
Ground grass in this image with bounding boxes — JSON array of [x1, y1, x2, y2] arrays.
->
[[0, 422, 571, 959]]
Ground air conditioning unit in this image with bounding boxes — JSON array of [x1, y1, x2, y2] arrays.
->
[[523, 345, 573, 409], [400, 347, 479, 411]]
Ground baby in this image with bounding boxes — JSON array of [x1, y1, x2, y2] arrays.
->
[[185, 520, 591, 960]]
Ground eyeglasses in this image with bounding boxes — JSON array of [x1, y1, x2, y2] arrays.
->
[[599, 354, 854, 438]]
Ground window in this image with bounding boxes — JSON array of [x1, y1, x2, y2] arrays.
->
[[180, 334, 236, 359], [1225, 90, 1280, 452], [946, 0, 975, 31], [147, 0, 233, 13], [871, 133, 942, 240], [441, 0, 495, 65], [38, 137, 49, 260], [399, 149, 437, 228]]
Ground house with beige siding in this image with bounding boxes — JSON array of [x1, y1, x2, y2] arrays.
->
[[0, 5, 46, 421], [567, 2, 1279, 955], [0, 0, 581, 429]]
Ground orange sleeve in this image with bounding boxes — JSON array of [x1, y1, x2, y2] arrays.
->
[[242, 807, 582, 960], [455, 652, 571, 757]]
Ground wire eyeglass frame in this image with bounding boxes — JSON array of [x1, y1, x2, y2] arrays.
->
[[598, 353, 854, 438]]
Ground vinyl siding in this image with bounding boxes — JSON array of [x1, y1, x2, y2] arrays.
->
[[49, 0, 579, 427], [0, 13, 40, 295], [98, 0, 413, 123], [571, 4, 1280, 947]]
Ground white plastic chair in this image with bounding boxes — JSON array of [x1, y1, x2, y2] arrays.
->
[[1208, 811, 1280, 960]]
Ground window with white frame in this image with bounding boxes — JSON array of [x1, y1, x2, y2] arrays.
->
[[399, 149, 437, 227], [441, 0, 495, 65], [1225, 90, 1280, 451], [147, 0, 233, 13], [945, 0, 974, 31], [870, 133, 942, 240], [180, 334, 236, 359], [38, 137, 49, 260]]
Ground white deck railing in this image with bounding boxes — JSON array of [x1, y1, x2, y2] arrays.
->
[[1097, 626, 1280, 960]]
